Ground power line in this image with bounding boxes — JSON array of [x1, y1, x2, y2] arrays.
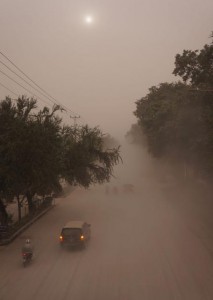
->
[[0, 68, 82, 124], [0, 50, 80, 116], [0, 59, 61, 106], [0, 68, 51, 106], [0, 81, 19, 97], [0, 50, 85, 126], [0, 51, 58, 101], [0, 82, 48, 114], [0, 71, 82, 127]]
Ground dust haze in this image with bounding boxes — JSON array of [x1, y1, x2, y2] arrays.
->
[[1, 0, 213, 298], [2, 140, 213, 299], [0, 0, 213, 136]]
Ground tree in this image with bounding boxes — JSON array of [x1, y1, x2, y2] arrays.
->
[[0, 96, 35, 221], [173, 35, 213, 88], [125, 123, 144, 144], [134, 82, 189, 158], [134, 82, 212, 175], [173, 33, 213, 177], [0, 96, 121, 220], [133, 33, 213, 180], [0, 198, 8, 225], [61, 125, 121, 188], [0, 97, 61, 216]]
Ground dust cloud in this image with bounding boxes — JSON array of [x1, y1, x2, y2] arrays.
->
[[105, 138, 173, 197], [1, 140, 213, 300]]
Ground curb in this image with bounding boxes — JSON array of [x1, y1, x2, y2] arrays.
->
[[0, 205, 54, 246]]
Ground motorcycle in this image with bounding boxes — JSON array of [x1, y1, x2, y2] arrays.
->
[[22, 252, 32, 267]]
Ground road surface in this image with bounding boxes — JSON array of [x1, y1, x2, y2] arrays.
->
[[1, 144, 213, 300]]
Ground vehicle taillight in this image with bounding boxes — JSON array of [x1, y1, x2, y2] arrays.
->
[[59, 235, 63, 242], [80, 235, 84, 240]]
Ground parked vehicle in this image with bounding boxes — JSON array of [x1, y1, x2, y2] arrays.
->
[[59, 221, 91, 249]]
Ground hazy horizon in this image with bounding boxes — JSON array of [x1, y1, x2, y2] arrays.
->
[[0, 0, 212, 139]]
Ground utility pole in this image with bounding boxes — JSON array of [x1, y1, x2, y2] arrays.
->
[[70, 115, 80, 141], [70, 115, 80, 127]]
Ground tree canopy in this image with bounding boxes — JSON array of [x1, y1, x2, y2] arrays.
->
[[132, 33, 213, 180], [61, 126, 120, 187], [0, 96, 121, 222], [173, 36, 213, 88]]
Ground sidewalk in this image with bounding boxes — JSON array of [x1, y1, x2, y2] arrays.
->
[[1, 184, 74, 246], [6, 200, 29, 223], [0, 204, 54, 246]]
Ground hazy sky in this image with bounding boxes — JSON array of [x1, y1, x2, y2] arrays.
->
[[0, 0, 212, 138]]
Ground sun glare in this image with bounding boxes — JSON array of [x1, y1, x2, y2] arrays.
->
[[85, 16, 93, 24]]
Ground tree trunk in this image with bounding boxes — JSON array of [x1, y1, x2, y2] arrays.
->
[[0, 198, 8, 225], [16, 196, 22, 223], [26, 192, 34, 214]]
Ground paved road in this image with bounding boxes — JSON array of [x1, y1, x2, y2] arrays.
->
[[1, 144, 213, 300]]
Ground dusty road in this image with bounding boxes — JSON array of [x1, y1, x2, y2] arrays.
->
[[1, 144, 213, 300]]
